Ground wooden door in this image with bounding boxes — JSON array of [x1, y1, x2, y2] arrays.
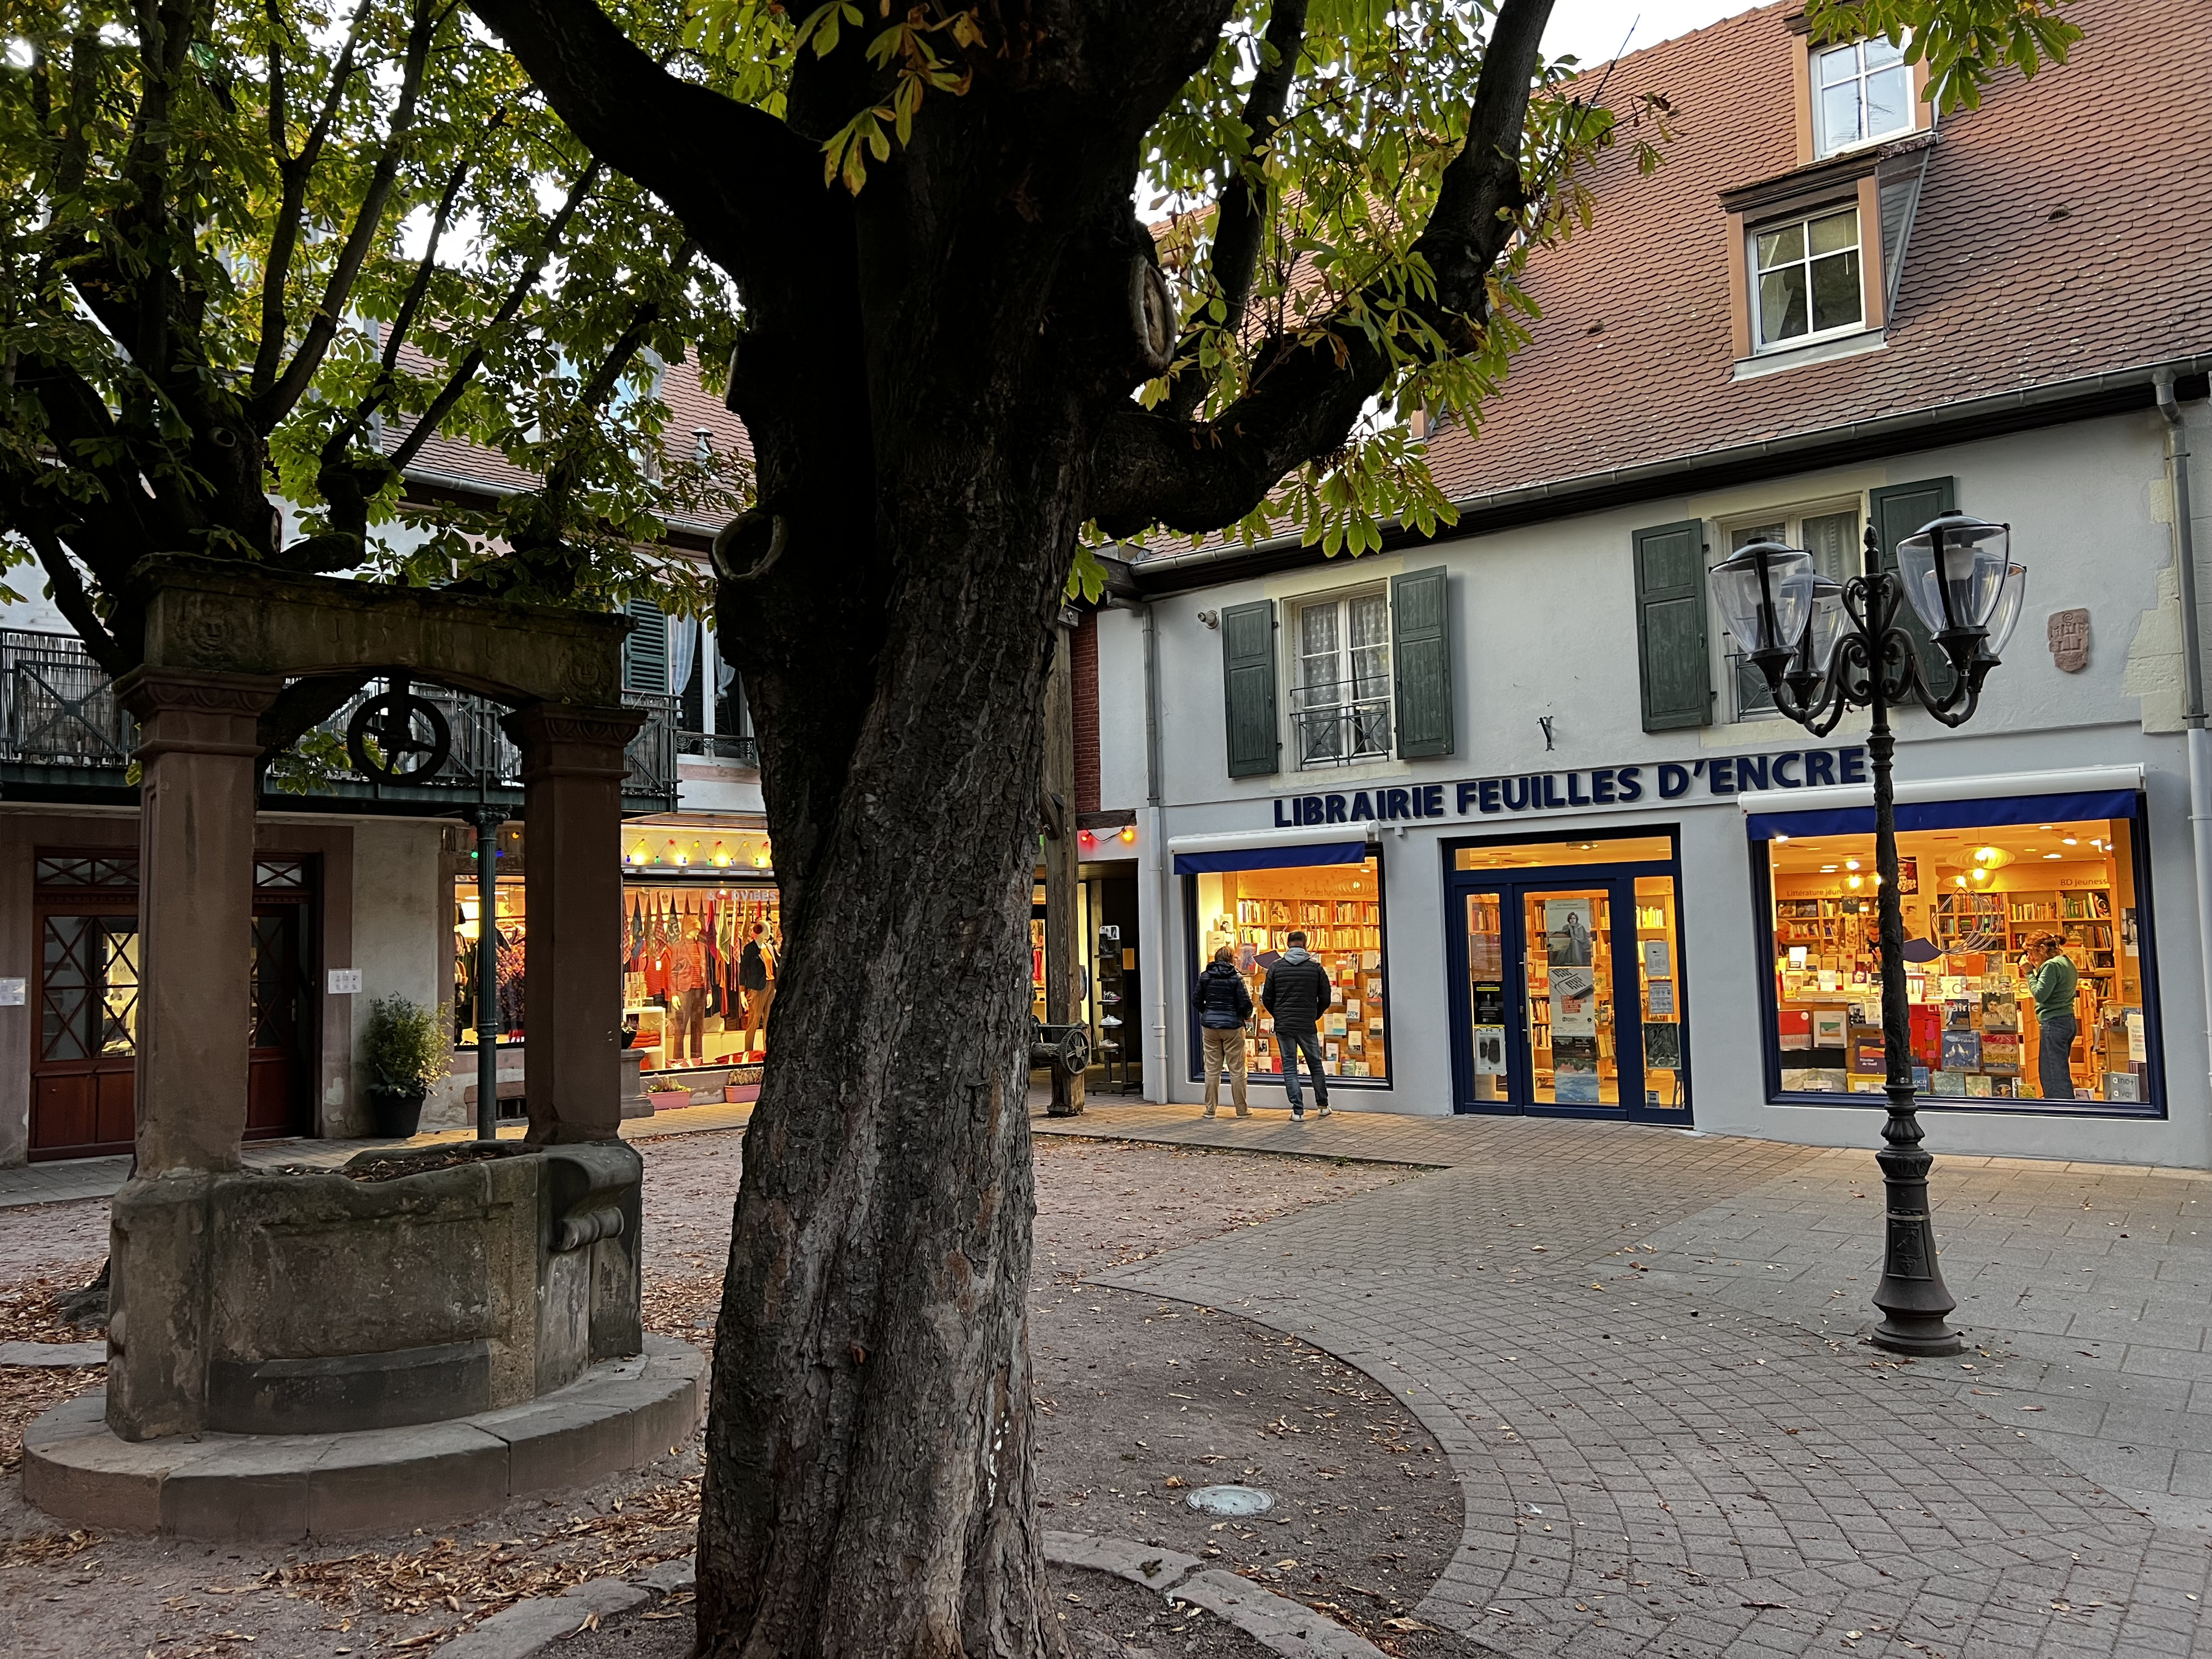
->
[[248, 902, 307, 1139], [30, 902, 140, 1159]]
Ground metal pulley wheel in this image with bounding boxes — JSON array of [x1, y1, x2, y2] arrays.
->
[[347, 674, 452, 782], [1030, 1021, 1092, 1078]]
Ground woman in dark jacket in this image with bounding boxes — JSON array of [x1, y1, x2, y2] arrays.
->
[[1191, 946, 1254, 1118]]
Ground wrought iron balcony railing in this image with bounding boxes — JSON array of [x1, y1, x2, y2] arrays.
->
[[1290, 681, 1393, 770], [0, 629, 680, 812], [676, 729, 759, 767]]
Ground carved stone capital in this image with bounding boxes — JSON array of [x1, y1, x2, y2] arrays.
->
[[116, 667, 285, 761], [502, 702, 647, 784]]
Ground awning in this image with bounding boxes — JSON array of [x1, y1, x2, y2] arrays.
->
[[1169, 824, 1376, 875], [1739, 765, 2145, 840]]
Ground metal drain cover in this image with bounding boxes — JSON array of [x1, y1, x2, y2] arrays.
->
[[1186, 1484, 1275, 1517]]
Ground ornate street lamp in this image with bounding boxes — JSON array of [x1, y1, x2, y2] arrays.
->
[[1713, 513, 2023, 1357]]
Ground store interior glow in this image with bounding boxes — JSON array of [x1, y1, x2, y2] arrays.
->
[[625, 835, 774, 870]]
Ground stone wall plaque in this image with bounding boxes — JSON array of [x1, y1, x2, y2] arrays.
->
[[2047, 608, 2090, 672]]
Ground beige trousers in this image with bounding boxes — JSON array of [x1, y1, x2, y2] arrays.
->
[[1202, 1027, 1248, 1113]]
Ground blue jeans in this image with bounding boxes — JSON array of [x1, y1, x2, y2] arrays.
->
[[2038, 1014, 2078, 1100], [1279, 1029, 1328, 1110]]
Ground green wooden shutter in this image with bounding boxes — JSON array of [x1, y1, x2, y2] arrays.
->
[[1390, 566, 1453, 758], [1870, 477, 1956, 703], [1220, 598, 1279, 778], [623, 597, 668, 694], [1632, 520, 1712, 732]]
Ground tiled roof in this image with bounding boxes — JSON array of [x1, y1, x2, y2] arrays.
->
[[1416, 0, 2212, 503], [383, 346, 754, 533]]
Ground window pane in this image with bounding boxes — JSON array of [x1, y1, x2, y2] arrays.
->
[[1758, 265, 1809, 345], [1865, 64, 1910, 134], [1863, 34, 1904, 67], [41, 915, 92, 1062], [1767, 815, 2147, 1107], [1810, 249, 1863, 332], [1803, 512, 1859, 581], [1820, 81, 1861, 149], [1194, 860, 1387, 1083], [1348, 593, 1389, 700], [1730, 523, 1788, 551], [1755, 222, 1804, 269], [1808, 207, 1858, 255], [1298, 602, 1337, 665], [1817, 42, 1858, 85]]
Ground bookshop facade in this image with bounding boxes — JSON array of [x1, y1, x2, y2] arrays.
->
[[1156, 743, 2195, 1167]]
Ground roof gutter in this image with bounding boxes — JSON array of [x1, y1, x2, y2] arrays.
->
[[1130, 351, 2212, 594], [2155, 368, 2212, 1095]]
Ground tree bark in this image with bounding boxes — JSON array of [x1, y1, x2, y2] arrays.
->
[[457, 2, 1557, 1652]]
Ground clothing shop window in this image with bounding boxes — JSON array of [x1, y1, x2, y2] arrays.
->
[[1750, 205, 1862, 351], [1291, 589, 1392, 769], [1812, 35, 1913, 156], [1185, 854, 1389, 1085], [621, 883, 780, 1070], [453, 877, 528, 1047], [1752, 794, 2159, 1112], [1724, 508, 1860, 719]]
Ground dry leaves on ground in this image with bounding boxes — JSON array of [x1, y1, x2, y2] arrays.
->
[[0, 1363, 102, 1476], [642, 1272, 723, 1340], [0, 1261, 105, 1343], [271, 1477, 702, 1630]]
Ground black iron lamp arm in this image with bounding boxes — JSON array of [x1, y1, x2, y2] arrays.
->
[[1752, 567, 1992, 734]]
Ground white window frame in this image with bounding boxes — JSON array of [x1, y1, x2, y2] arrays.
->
[[1811, 34, 1916, 158], [1287, 586, 1394, 771], [1747, 203, 1866, 355], [1716, 501, 1864, 722]]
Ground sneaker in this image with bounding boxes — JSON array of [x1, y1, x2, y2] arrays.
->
[[1202, 1107, 1216, 1118], [1291, 1109, 1306, 1122], [1317, 1102, 1333, 1117]]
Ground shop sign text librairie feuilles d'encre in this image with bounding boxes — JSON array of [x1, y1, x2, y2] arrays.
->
[[1270, 745, 1869, 827]]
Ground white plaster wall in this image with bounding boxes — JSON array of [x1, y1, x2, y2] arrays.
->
[[347, 820, 447, 1131], [1115, 408, 2212, 1167], [1095, 606, 1151, 810], [677, 766, 766, 815]]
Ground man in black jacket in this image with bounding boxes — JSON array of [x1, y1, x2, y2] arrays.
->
[[1191, 946, 1254, 1118], [1262, 931, 1335, 1120]]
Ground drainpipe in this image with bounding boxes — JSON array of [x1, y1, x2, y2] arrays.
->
[[2155, 368, 2212, 1093], [1141, 599, 1170, 1102]]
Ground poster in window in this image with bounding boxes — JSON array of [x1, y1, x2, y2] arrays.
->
[[1550, 963, 1598, 1037], [1642, 1021, 1682, 1071], [1642, 939, 1671, 977], [1646, 978, 1675, 1018], [1553, 1035, 1601, 1103], [1473, 1025, 1506, 1074], [1544, 899, 1595, 966]]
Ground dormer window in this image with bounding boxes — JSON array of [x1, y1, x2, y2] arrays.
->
[[1751, 205, 1863, 349], [1812, 35, 1913, 155]]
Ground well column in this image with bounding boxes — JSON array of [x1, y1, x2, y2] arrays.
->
[[504, 703, 645, 1144], [106, 667, 281, 1439]]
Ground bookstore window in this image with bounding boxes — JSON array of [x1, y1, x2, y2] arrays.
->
[[1192, 856, 1387, 1083], [1762, 809, 2153, 1108]]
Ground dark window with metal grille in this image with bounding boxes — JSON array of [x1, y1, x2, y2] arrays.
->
[[35, 854, 139, 889], [41, 914, 139, 1061]]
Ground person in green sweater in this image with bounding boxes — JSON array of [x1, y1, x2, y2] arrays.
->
[[2023, 932, 2079, 1100]]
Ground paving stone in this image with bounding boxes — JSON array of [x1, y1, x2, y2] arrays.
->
[[436, 1577, 649, 1659], [1044, 1530, 1202, 1590], [0, 1339, 106, 1365], [1167, 1568, 1389, 1656], [1048, 1105, 2212, 1658]]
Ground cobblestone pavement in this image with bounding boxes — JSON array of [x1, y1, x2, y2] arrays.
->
[[1042, 1105, 2212, 1657]]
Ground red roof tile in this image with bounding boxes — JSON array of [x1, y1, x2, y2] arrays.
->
[[1417, 0, 2212, 502]]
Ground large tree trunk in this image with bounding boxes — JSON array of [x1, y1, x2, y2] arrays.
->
[[698, 415, 1091, 1656]]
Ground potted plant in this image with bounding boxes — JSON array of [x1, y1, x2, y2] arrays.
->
[[361, 995, 452, 1138]]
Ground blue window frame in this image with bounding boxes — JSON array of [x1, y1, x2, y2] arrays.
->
[[1747, 791, 2163, 1115]]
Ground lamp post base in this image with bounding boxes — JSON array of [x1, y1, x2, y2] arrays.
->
[[1867, 1099, 1965, 1357], [1868, 1319, 1967, 1358]]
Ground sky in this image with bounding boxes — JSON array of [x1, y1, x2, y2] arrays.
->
[[1541, 1, 1768, 69]]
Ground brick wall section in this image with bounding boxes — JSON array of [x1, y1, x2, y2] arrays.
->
[[1072, 611, 1100, 816]]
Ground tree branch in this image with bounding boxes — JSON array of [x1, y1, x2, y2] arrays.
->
[[16, 521, 130, 677], [250, 0, 374, 401], [384, 160, 603, 473], [254, 0, 442, 430], [461, 0, 830, 294], [1091, 0, 1555, 537], [1162, 0, 1309, 421]]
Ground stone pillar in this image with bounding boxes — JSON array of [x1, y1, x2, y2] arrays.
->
[[107, 668, 280, 1439], [119, 669, 283, 1173], [503, 703, 644, 1145]]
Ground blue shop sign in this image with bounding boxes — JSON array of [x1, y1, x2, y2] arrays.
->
[[1272, 745, 1867, 827]]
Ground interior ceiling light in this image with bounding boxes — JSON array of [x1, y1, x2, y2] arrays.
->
[[2044, 852, 2062, 859], [1845, 858, 1860, 870]]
